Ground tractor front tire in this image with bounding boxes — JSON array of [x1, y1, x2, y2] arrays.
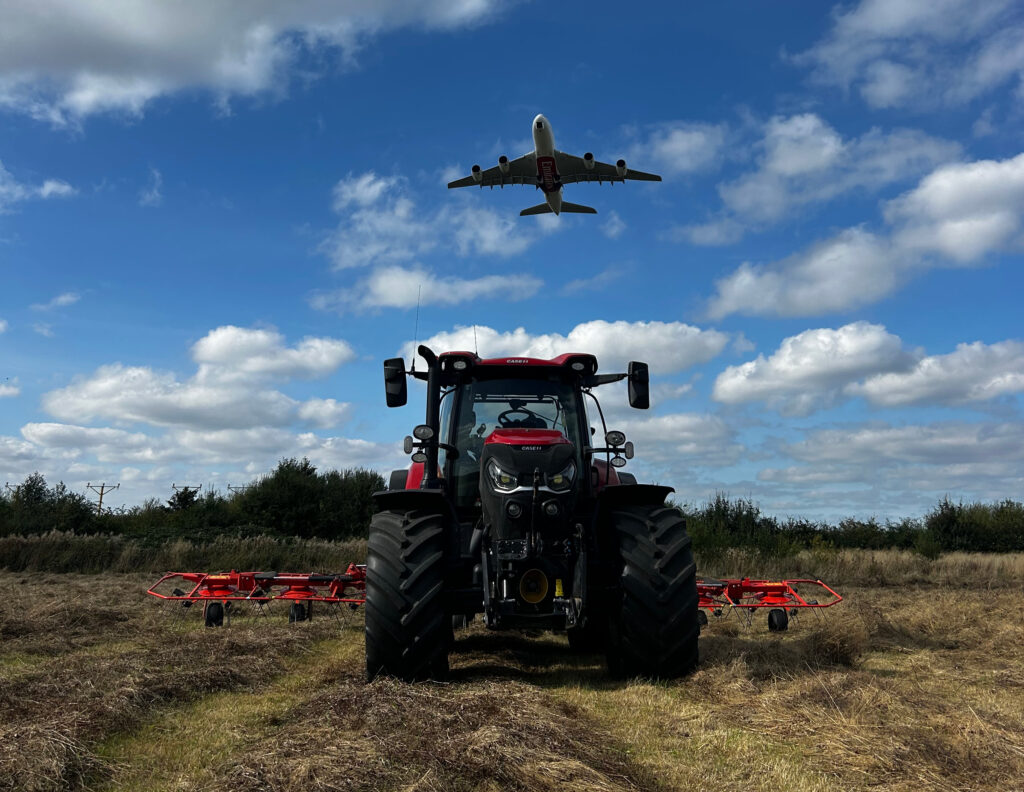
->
[[365, 509, 450, 682], [606, 504, 699, 679]]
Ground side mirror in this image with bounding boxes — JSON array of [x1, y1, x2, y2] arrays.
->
[[384, 357, 407, 407], [628, 361, 649, 409]]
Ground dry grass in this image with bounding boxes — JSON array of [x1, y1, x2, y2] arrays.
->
[[1, 556, 1022, 791], [696, 547, 1024, 588]]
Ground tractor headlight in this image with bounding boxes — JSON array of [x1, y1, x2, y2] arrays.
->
[[547, 461, 576, 492], [486, 459, 517, 492]]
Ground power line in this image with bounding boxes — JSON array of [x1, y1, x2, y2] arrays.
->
[[86, 482, 120, 514]]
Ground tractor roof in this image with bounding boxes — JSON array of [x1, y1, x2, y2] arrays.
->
[[439, 350, 599, 373]]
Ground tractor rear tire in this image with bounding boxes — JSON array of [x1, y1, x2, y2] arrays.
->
[[606, 504, 699, 679], [365, 509, 450, 682]]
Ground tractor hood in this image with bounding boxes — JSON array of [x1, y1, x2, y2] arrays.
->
[[484, 428, 570, 448]]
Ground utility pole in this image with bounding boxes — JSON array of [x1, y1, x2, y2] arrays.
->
[[172, 484, 202, 495], [227, 484, 252, 494], [4, 482, 20, 497], [86, 482, 120, 514]]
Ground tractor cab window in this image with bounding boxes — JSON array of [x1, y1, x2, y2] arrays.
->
[[448, 377, 583, 509]]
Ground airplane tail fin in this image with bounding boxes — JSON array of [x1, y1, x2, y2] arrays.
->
[[560, 201, 597, 214], [520, 203, 553, 216]]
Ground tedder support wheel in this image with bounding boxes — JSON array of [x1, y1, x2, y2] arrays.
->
[[768, 608, 789, 632], [204, 601, 224, 627], [606, 504, 699, 679], [365, 509, 450, 682]]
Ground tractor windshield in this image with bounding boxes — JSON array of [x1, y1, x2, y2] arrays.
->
[[448, 377, 584, 508]]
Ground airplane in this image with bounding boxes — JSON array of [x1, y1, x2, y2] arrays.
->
[[447, 114, 662, 216]]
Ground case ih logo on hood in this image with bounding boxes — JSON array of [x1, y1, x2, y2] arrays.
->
[[518, 445, 543, 451], [506, 358, 529, 364]]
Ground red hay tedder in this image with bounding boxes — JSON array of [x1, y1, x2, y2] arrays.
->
[[696, 577, 842, 631], [147, 564, 366, 626]]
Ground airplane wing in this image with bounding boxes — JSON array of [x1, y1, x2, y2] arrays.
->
[[448, 153, 537, 189], [555, 151, 661, 184]]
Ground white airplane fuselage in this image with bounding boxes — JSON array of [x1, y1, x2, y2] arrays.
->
[[531, 114, 562, 215]]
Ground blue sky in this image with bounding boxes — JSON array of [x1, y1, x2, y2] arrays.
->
[[1, 0, 1023, 519]]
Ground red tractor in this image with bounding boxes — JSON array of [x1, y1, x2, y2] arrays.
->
[[365, 346, 699, 681]]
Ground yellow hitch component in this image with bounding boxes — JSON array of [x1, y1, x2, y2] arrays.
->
[[554, 578, 564, 597], [519, 569, 549, 604]]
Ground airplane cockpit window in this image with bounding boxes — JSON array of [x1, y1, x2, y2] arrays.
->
[[536, 121, 543, 129]]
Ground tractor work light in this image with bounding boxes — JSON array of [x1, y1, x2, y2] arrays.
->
[[611, 456, 627, 468], [547, 461, 576, 491], [413, 424, 434, 440], [543, 500, 560, 516], [487, 459, 517, 491], [403, 436, 414, 454], [506, 502, 523, 518], [452, 359, 468, 370], [571, 361, 585, 371], [411, 451, 427, 464], [606, 430, 626, 447]]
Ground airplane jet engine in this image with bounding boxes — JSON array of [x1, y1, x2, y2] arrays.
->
[[498, 155, 510, 175], [616, 159, 627, 177], [583, 152, 595, 170], [472, 164, 482, 182]]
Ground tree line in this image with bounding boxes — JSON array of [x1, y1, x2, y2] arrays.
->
[[1, 464, 1022, 555], [0, 458, 383, 545]]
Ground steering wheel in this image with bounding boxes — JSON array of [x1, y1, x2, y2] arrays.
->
[[498, 407, 546, 428]]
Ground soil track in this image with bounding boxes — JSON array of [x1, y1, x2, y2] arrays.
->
[[1, 572, 1021, 791]]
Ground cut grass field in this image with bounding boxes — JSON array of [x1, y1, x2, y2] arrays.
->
[[1, 554, 1022, 791]]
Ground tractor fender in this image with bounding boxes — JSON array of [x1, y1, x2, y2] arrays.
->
[[595, 483, 674, 513], [371, 488, 461, 563], [372, 488, 455, 520]]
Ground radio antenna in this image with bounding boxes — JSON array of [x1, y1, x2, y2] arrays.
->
[[411, 284, 422, 373], [473, 324, 478, 356]]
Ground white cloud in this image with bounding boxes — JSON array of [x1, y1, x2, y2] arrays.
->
[[296, 398, 352, 429], [706, 151, 1024, 317], [42, 325, 355, 430], [37, 179, 75, 198], [793, 0, 1024, 110], [885, 153, 1024, 262], [322, 172, 547, 270], [0, 318, 7, 333], [191, 325, 354, 382], [618, 413, 743, 468], [32, 322, 54, 337], [560, 267, 622, 295], [784, 421, 1024, 467], [313, 264, 541, 312], [138, 167, 162, 207], [629, 121, 729, 175], [715, 325, 1024, 414], [602, 210, 625, 239], [687, 114, 959, 242], [707, 227, 899, 319], [31, 291, 80, 311], [0, 380, 19, 397], [713, 322, 913, 415], [412, 320, 731, 375], [850, 340, 1024, 406], [0, 1, 504, 124], [0, 159, 76, 211]]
